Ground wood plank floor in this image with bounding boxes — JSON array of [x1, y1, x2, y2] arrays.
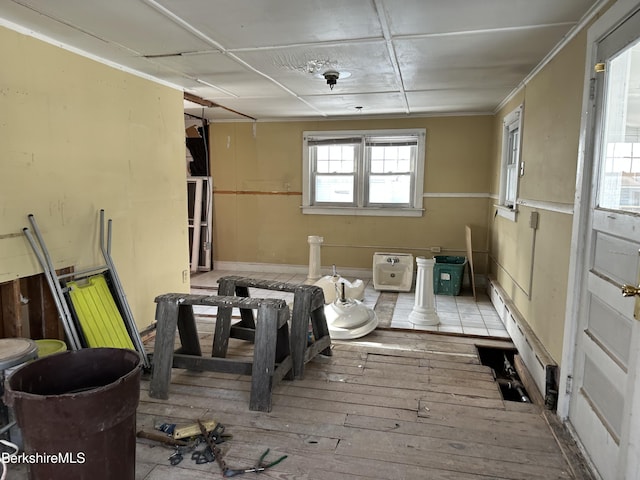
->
[[6, 326, 591, 479], [132, 326, 591, 480]]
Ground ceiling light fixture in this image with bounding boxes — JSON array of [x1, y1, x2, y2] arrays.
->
[[298, 59, 351, 90], [323, 70, 339, 90], [315, 70, 351, 90]]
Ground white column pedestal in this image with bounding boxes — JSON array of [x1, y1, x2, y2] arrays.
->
[[409, 257, 440, 326], [306, 235, 324, 284]]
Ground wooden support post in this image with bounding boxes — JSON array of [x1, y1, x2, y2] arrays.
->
[[149, 300, 180, 400], [176, 304, 202, 357], [25, 275, 45, 339], [0, 280, 22, 338], [250, 303, 279, 412], [234, 285, 256, 329], [212, 301, 232, 358]]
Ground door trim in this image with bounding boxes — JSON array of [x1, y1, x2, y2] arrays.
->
[[559, 0, 640, 420]]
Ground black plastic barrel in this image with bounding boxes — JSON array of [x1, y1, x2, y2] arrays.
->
[[4, 348, 142, 480]]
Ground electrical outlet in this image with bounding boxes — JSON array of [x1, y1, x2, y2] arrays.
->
[[182, 270, 189, 283], [431, 246, 441, 253]]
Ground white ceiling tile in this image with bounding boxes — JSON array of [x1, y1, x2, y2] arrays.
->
[[407, 89, 509, 113], [395, 25, 571, 91], [382, 0, 591, 36], [156, 0, 383, 49], [8, 0, 212, 55], [302, 91, 408, 116], [148, 52, 288, 97]]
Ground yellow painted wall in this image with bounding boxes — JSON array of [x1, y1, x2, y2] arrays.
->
[[488, 30, 588, 363], [210, 116, 494, 272], [0, 26, 190, 329]]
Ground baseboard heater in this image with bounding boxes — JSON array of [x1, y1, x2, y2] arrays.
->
[[487, 276, 559, 409]]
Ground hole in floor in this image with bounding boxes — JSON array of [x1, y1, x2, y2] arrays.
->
[[477, 346, 531, 403]]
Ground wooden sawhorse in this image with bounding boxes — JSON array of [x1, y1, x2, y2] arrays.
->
[[149, 293, 292, 412], [217, 276, 332, 379]]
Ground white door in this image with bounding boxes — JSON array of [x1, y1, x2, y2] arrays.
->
[[568, 8, 640, 480]]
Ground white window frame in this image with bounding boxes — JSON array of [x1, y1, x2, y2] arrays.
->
[[302, 129, 425, 216], [496, 105, 523, 221]]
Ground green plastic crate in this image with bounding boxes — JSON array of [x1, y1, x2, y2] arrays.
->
[[433, 255, 467, 296]]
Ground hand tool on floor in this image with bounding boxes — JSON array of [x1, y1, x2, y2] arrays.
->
[[198, 420, 228, 474], [137, 430, 189, 446], [191, 447, 216, 464], [223, 449, 288, 477], [173, 419, 218, 439], [197, 420, 288, 477]]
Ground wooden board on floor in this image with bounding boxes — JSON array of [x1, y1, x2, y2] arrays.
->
[[372, 291, 397, 328], [465, 224, 477, 300], [514, 353, 546, 406]]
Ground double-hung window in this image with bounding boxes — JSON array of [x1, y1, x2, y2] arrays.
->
[[302, 129, 425, 216], [497, 105, 523, 220]]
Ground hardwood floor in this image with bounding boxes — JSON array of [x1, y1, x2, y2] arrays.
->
[[5, 325, 591, 479], [133, 326, 591, 480]]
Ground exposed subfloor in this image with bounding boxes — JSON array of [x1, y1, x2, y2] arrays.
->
[[134, 328, 590, 479], [7, 328, 592, 479]]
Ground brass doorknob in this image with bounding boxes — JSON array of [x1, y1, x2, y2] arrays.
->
[[622, 284, 640, 297]]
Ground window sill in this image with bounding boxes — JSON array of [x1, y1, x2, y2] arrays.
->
[[302, 206, 424, 217], [495, 205, 518, 221]]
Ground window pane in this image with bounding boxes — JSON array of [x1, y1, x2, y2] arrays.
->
[[598, 42, 640, 212], [315, 175, 354, 203], [315, 145, 354, 174], [369, 145, 414, 173], [505, 165, 517, 206], [507, 129, 519, 165], [317, 145, 329, 161], [369, 175, 411, 204], [328, 158, 354, 173]]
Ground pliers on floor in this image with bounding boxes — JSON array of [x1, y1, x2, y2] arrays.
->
[[223, 449, 288, 477]]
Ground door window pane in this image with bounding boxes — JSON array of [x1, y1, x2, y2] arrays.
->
[[598, 41, 640, 212]]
